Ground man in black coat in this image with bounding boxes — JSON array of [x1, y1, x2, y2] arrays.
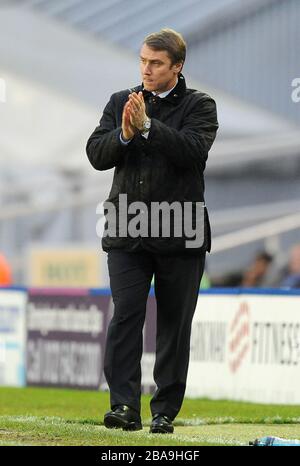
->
[[86, 28, 218, 434]]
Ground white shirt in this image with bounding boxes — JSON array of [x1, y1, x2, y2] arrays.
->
[[151, 79, 178, 98]]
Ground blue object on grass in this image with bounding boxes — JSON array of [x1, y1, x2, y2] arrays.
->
[[250, 436, 300, 446]]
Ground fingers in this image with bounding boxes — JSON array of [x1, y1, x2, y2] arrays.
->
[[128, 98, 139, 114], [122, 102, 136, 139], [129, 93, 144, 106], [128, 92, 144, 113], [122, 101, 132, 129], [122, 101, 130, 115], [124, 92, 146, 132], [129, 91, 144, 102], [122, 101, 128, 123]]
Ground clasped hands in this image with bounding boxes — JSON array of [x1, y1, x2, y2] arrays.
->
[[122, 91, 148, 141]]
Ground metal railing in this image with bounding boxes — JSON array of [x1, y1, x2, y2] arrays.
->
[[212, 211, 300, 253]]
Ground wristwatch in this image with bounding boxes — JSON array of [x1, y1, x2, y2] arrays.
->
[[141, 117, 151, 135]]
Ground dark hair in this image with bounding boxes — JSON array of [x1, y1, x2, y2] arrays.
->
[[256, 252, 273, 263], [143, 28, 186, 68]]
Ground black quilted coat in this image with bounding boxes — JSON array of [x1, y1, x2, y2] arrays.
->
[[86, 74, 218, 255]]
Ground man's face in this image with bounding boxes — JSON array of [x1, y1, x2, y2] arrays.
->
[[290, 246, 300, 274], [139, 44, 182, 94]]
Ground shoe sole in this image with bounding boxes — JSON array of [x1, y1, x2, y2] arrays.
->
[[150, 426, 174, 434], [104, 414, 142, 431]]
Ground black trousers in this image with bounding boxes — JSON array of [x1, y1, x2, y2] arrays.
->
[[103, 249, 206, 420]]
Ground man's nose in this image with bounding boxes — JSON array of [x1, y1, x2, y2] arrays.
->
[[143, 64, 151, 74]]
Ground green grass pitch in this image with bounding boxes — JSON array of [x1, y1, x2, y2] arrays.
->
[[1, 387, 300, 446]]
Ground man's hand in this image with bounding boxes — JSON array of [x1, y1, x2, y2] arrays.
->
[[128, 92, 148, 131], [121, 101, 136, 141]]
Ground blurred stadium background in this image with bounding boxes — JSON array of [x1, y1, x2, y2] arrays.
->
[[0, 0, 299, 288]]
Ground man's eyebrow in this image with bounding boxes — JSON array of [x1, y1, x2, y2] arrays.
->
[[140, 56, 164, 63]]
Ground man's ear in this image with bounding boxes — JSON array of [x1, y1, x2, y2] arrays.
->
[[173, 62, 183, 75]]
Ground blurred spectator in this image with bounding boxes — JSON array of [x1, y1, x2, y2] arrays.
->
[[211, 251, 273, 287], [211, 270, 243, 287], [280, 244, 300, 288], [241, 251, 273, 287], [0, 252, 13, 286]]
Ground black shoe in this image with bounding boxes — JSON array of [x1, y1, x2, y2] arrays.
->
[[104, 405, 142, 431], [150, 413, 174, 434]]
